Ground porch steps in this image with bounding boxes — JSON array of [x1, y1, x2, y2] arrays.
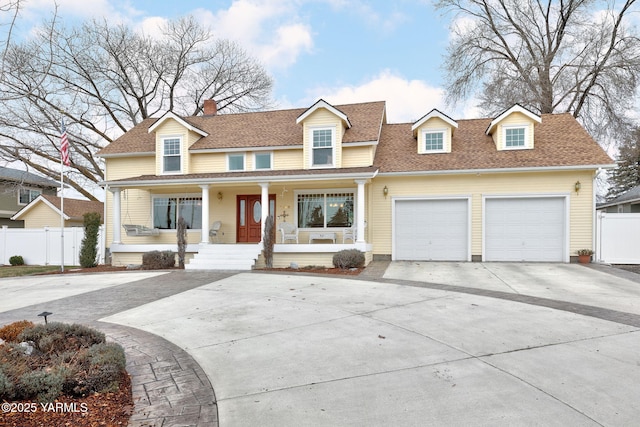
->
[[185, 244, 261, 270]]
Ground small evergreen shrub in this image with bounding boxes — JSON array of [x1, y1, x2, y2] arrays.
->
[[142, 250, 176, 269], [0, 320, 34, 342], [9, 255, 24, 266], [332, 249, 365, 269], [18, 322, 105, 355], [79, 211, 101, 268], [263, 215, 275, 268], [0, 322, 127, 402]]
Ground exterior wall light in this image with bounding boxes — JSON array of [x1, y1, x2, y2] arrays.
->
[[217, 191, 223, 201], [574, 181, 581, 194], [383, 185, 389, 198]]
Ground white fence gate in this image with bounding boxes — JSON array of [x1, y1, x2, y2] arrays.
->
[[0, 226, 105, 266], [596, 212, 640, 264]]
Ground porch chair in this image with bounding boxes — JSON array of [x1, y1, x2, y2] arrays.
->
[[209, 221, 222, 243], [342, 226, 356, 243], [278, 222, 299, 243]]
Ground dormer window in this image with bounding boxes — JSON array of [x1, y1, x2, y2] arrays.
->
[[163, 137, 181, 173], [505, 126, 526, 148], [423, 130, 445, 152], [312, 128, 334, 167]]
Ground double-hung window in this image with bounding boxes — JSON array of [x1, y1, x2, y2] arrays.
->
[[153, 196, 202, 230], [163, 137, 181, 173], [423, 130, 445, 152], [297, 191, 354, 228], [228, 153, 245, 171], [504, 126, 526, 148], [312, 128, 333, 167], [18, 188, 41, 205]]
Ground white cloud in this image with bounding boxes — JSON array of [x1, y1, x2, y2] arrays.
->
[[193, 0, 313, 70], [323, 0, 408, 33]]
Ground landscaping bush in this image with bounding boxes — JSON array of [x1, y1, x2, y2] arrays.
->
[[18, 322, 105, 355], [142, 250, 176, 269], [0, 320, 34, 342], [0, 321, 127, 403], [332, 249, 365, 269], [9, 255, 24, 266], [79, 211, 102, 267]]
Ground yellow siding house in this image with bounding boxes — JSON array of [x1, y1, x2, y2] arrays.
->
[[97, 100, 614, 269]]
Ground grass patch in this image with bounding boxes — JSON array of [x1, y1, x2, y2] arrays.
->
[[0, 265, 65, 278]]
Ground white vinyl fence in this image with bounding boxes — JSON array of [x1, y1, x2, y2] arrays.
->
[[596, 212, 640, 264], [0, 226, 105, 266]]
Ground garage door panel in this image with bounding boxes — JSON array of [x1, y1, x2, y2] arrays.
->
[[485, 197, 565, 262], [395, 199, 468, 261]]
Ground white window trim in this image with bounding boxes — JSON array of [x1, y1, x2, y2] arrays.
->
[[254, 151, 272, 170], [310, 126, 336, 169], [421, 129, 447, 153], [294, 188, 355, 231], [18, 188, 42, 205], [502, 125, 528, 150], [151, 193, 203, 231], [161, 135, 183, 174], [227, 152, 246, 172]]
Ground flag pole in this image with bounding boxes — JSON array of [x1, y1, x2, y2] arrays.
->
[[60, 141, 64, 273]]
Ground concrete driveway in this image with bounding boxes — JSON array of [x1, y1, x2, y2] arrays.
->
[[94, 263, 640, 427]]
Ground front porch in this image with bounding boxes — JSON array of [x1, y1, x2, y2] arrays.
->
[[106, 175, 373, 270]]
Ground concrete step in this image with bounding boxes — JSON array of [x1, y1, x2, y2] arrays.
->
[[186, 244, 261, 270]]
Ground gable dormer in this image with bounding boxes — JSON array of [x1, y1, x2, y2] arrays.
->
[[148, 112, 208, 175], [297, 99, 351, 169], [411, 109, 458, 154], [485, 104, 541, 151]]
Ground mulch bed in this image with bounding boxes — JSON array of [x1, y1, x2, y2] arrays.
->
[[0, 372, 133, 427]]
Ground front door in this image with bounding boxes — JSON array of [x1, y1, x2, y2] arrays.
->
[[237, 194, 276, 243]]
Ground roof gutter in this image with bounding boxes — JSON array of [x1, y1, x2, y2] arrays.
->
[[377, 164, 617, 177], [100, 170, 379, 188]]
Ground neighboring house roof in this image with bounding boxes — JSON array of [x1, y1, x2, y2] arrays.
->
[[597, 185, 640, 209], [376, 113, 613, 174], [97, 101, 386, 156], [0, 166, 59, 188], [11, 194, 104, 222]]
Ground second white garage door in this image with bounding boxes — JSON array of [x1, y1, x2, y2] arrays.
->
[[484, 197, 566, 262], [394, 199, 469, 261]]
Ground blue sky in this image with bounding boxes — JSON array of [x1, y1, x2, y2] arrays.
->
[[11, 0, 479, 122]]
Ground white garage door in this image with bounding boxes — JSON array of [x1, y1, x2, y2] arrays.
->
[[485, 197, 566, 262], [394, 199, 468, 261]]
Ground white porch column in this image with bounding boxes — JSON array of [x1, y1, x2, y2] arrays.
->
[[200, 184, 210, 244], [355, 179, 366, 243], [259, 182, 269, 241], [110, 187, 122, 244]]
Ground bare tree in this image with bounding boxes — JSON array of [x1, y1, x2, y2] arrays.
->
[[0, 16, 273, 200], [435, 0, 640, 146]]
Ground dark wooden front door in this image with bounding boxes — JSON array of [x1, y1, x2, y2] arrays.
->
[[237, 194, 276, 243]]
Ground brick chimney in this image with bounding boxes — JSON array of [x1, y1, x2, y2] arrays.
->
[[203, 99, 217, 116]]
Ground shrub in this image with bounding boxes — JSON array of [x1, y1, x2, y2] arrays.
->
[[142, 250, 176, 269], [332, 249, 365, 269], [0, 322, 127, 402], [18, 322, 105, 354], [177, 216, 187, 269], [0, 320, 34, 342], [79, 211, 101, 268], [9, 255, 24, 266], [263, 215, 275, 268]]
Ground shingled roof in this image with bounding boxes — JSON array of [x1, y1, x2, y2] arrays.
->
[[375, 113, 614, 173], [97, 101, 386, 156]]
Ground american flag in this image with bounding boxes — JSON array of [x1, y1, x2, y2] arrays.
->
[[60, 119, 70, 166]]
